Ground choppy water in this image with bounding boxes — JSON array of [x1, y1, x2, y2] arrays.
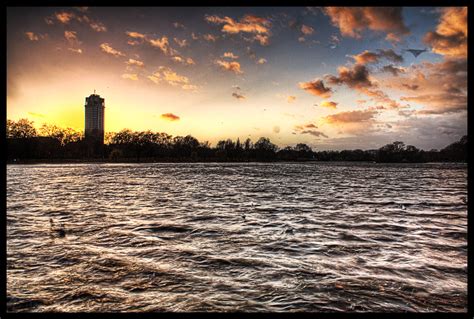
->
[[7, 162, 467, 312]]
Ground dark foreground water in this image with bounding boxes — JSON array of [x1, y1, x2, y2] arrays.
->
[[7, 162, 467, 312]]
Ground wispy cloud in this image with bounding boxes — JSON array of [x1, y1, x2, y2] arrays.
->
[[25, 32, 39, 41], [299, 79, 333, 98], [205, 14, 271, 45], [223, 52, 239, 59], [232, 92, 246, 100], [161, 113, 180, 121], [100, 43, 126, 57], [122, 73, 138, 81], [126, 58, 145, 67], [215, 60, 243, 74]]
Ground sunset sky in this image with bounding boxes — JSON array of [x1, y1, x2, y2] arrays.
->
[[7, 7, 467, 150]]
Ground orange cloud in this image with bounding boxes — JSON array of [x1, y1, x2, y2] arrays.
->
[[299, 79, 332, 98], [90, 21, 107, 32], [55, 11, 75, 24], [323, 7, 409, 39], [423, 7, 467, 58], [64, 30, 81, 46], [326, 64, 372, 89], [324, 109, 377, 124], [215, 60, 243, 74], [203, 34, 218, 42], [223, 52, 239, 59], [126, 31, 146, 39], [206, 14, 271, 45], [148, 36, 177, 55], [171, 56, 195, 65], [25, 32, 39, 41], [122, 73, 138, 81], [351, 49, 403, 65], [100, 43, 125, 57], [67, 48, 83, 54], [294, 123, 328, 138], [126, 58, 145, 67], [232, 92, 246, 100], [320, 101, 338, 109], [287, 96, 296, 103], [161, 113, 180, 121], [205, 14, 270, 35], [173, 37, 188, 47], [301, 24, 314, 35]]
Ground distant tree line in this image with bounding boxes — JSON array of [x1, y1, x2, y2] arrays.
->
[[6, 118, 467, 163]]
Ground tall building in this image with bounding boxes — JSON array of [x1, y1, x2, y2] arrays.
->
[[84, 92, 105, 144]]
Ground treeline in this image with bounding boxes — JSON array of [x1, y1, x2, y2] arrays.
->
[[6, 118, 467, 163]]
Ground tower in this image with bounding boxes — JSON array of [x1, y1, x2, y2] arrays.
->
[[84, 92, 105, 144]]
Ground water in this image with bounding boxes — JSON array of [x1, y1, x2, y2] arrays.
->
[[6, 162, 467, 312]]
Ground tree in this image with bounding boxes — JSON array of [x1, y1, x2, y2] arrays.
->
[[7, 118, 37, 139]]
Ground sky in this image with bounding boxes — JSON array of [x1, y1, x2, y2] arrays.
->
[[7, 7, 467, 150]]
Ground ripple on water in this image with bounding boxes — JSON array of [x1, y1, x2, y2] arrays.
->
[[6, 162, 467, 312]]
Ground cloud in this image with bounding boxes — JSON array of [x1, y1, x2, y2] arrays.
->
[[298, 79, 332, 98], [55, 11, 75, 24], [401, 94, 467, 115], [147, 74, 161, 84], [301, 130, 329, 138], [64, 30, 81, 45], [203, 34, 218, 42], [223, 52, 239, 59], [232, 92, 246, 100], [28, 112, 46, 118], [173, 37, 188, 47], [423, 7, 467, 58], [287, 96, 296, 103], [171, 56, 195, 65], [401, 83, 419, 91], [324, 109, 377, 124], [385, 59, 466, 114], [294, 123, 328, 138], [273, 126, 280, 133], [254, 34, 270, 45], [126, 31, 146, 39], [25, 32, 39, 41], [182, 84, 198, 91], [323, 7, 409, 40], [381, 64, 405, 76], [148, 66, 197, 91], [326, 64, 372, 89], [205, 14, 271, 45], [257, 58, 267, 64], [350, 49, 403, 65], [320, 100, 338, 109], [90, 22, 107, 32], [100, 43, 125, 57], [160, 67, 189, 85], [205, 14, 270, 34], [161, 113, 180, 121], [67, 48, 83, 54], [301, 24, 314, 35], [122, 73, 138, 81], [173, 22, 185, 29], [215, 60, 243, 74], [148, 36, 177, 55], [126, 58, 145, 67]]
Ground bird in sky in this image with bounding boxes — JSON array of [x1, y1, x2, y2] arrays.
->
[[404, 49, 428, 58]]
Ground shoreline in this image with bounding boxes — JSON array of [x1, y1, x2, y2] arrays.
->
[[6, 158, 467, 165]]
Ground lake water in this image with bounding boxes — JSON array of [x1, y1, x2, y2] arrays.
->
[[6, 162, 467, 312]]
